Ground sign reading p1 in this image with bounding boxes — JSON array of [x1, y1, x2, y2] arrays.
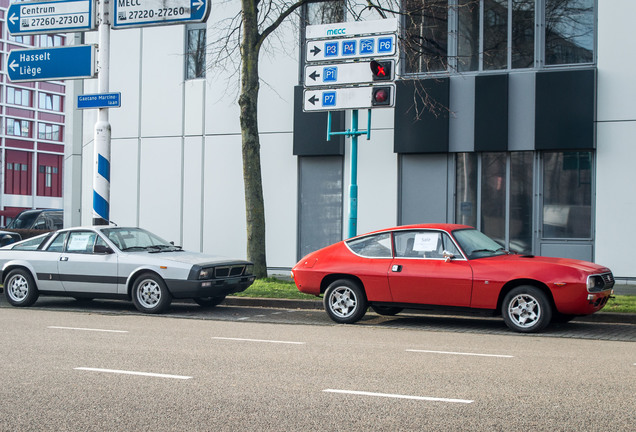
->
[[112, 0, 210, 29], [7, 45, 96, 82]]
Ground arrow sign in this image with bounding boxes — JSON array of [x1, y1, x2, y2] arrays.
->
[[303, 85, 395, 112], [7, 0, 95, 35], [304, 60, 395, 87], [7, 45, 96, 83], [112, 0, 210, 29], [305, 34, 396, 63]]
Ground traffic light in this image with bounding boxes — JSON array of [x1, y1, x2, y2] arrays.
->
[[370, 60, 393, 81], [371, 86, 392, 106]]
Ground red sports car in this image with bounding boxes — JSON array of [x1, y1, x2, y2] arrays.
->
[[291, 224, 615, 333]]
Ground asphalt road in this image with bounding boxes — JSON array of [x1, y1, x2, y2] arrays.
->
[[1, 303, 635, 431]]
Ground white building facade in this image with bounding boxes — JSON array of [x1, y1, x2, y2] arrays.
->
[[66, 0, 636, 282]]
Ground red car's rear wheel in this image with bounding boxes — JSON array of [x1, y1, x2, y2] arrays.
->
[[324, 279, 368, 324]]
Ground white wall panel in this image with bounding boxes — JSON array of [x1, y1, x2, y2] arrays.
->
[[182, 136, 204, 251], [260, 133, 297, 267], [184, 80, 205, 136], [140, 26, 184, 137], [595, 122, 636, 278], [110, 28, 142, 138], [110, 138, 140, 227], [597, 1, 636, 122], [202, 134, 247, 259], [138, 137, 183, 242]]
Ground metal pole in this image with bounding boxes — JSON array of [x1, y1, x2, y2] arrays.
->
[[348, 110, 358, 238], [92, 0, 111, 225]]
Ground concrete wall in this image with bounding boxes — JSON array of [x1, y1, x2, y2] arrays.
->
[[595, 0, 636, 279]]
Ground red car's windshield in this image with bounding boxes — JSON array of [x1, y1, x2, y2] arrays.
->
[[452, 229, 508, 259]]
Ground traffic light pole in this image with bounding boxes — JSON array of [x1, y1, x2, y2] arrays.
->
[[327, 109, 372, 238]]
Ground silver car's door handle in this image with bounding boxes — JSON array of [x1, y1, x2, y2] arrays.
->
[[60, 256, 69, 262]]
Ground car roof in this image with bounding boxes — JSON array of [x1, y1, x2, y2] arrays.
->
[[353, 223, 474, 238]]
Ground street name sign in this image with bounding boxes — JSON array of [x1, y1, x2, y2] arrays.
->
[[306, 18, 398, 40], [304, 60, 395, 87], [112, 0, 209, 29], [7, 45, 96, 82], [78, 92, 122, 109], [306, 34, 396, 63], [303, 85, 395, 112], [7, 0, 95, 35]]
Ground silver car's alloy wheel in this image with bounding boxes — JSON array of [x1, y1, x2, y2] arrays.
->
[[328, 286, 358, 318], [507, 294, 541, 329], [136, 279, 162, 308], [7, 274, 29, 302]]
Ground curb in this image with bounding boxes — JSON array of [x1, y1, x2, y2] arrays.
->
[[224, 296, 636, 325]]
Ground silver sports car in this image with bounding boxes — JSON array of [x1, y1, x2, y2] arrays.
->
[[0, 226, 255, 313]]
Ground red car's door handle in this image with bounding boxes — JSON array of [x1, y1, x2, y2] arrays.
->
[[391, 264, 402, 272]]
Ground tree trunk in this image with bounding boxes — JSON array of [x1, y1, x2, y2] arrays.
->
[[239, 0, 267, 278]]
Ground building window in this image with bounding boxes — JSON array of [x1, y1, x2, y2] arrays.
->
[[185, 25, 206, 80], [39, 93, 62, 111], [6, 119, 31, 138], [542, 151, 591, 238], [545, 0, 594, 65], [38, 123, 61, 141], [404, 0, 449, 73], [39, 34, 64, 47], [306, 0, 344, 25], [7, 87, 32, 107], [403, 0, 593, 74]]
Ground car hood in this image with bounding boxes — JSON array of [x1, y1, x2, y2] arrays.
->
[[135, 251, 247, 266], [488, 253, 611, 273]]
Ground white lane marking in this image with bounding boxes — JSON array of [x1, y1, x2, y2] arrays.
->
[[237, 317, 250, 321], [212, 337, 305, 345], [48, 326, 128, 333], [323, 389, 473, 404], [75, 367, 192, 380], [407, 349, 513, 358]]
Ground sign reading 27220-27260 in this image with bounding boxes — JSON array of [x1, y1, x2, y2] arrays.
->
[[112, 0, 209, 29]]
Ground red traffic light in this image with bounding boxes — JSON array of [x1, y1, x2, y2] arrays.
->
[[370, 60, 393, 81], [371, 87, 392, 106]]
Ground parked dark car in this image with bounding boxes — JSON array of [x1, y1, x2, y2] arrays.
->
[[5, 209, 63, 231]]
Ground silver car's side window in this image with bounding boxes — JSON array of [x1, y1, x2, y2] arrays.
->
[[46, 232, 68, 252], [65, 232, 98, 254]]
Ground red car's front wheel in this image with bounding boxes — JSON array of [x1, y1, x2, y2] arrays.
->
[[324, 279, 368, 324], [502, 286, 552, 333]]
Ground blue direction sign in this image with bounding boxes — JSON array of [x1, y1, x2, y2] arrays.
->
[[306, 34, 396, 63], [7, 0, 95, 36], [112, 0, 209, 29], [7, 45, 96, 83], [78, 93, 122, 109]]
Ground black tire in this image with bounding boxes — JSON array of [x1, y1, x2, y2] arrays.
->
[[4, 268, 39, 307], [502, 285, 552, 333], [323, 279, 367, 324], [131, 273, 172, 314], [371, 305, 403, 316], [194, 296, 225, 308]]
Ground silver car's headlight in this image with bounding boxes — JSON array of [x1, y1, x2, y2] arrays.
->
[[244, 264, 254, 276], [199, 268, 212, 279]]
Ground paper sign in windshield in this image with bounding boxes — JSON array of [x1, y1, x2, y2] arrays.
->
[[413, 233, 439, 252]]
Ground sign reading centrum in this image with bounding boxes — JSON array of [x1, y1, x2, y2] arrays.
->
[[7, 0, 95, 36], [112, 0, 209, 29]]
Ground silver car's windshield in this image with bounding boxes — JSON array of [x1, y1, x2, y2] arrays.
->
[[101, 228, 178, 252], [452, 229, 507, 259]]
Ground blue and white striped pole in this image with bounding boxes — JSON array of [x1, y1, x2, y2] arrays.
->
[[92, 0, 111, 225]]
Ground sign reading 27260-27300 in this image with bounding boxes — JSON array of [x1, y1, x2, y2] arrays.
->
[[112, 0, 209, 29]]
